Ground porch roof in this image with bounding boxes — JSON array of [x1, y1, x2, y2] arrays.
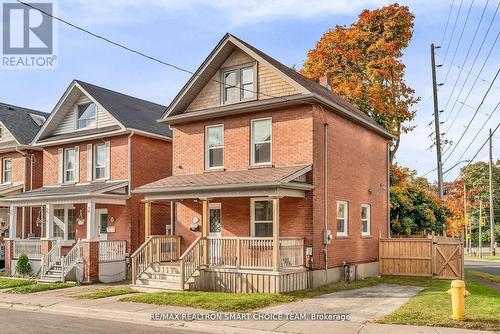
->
[[0, 183, 24, 197], [134, 165, 313, 199], [3, 180, 129, 206]]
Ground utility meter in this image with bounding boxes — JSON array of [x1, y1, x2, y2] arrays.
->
[[323, 229, 333, 244]]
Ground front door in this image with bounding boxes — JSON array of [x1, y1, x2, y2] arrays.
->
[[96, 209, 108, 241], [208, 203, 222, 264]]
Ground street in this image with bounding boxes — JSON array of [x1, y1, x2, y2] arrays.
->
[[465, 260, 500, 276], [0, 308, 207, 334]]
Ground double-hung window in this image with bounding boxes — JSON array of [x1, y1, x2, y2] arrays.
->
[[336, 201, 348, 237], [64, 148, 76, 182], [2, 158, 12, 184], [205, 125, 224, 169], [251, 118, 272, 165], [251, 199, 273, 237], [77, 102, 96, 129], [222, 65, 255, 104], [94, 143, 107, 179], [361, 204, 371, 236]]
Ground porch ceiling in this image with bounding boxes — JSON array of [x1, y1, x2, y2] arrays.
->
[[135, 165, 313, 200], [3, 180, 129, 206]]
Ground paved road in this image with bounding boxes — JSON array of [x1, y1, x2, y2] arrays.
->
[[0, 308, 207, 334], [465, 260, 500, 275]]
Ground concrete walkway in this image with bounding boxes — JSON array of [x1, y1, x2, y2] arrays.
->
[[0, 284, 495, 334]]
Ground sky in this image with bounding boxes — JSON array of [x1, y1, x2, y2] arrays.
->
[[0, 0, 498, 183]]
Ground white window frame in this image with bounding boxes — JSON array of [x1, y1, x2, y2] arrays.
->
[[250, 198, 273, 237], [221, 62, 257, 105], [361, 204, 371, 237], [205, 124, 224, 170], [2, 158, 12, 184], [63, 147, 76, 183], [93, 143, 107, 180], [76, 102, 97, 130], [52, 205, 76, 241], [251, 117, 272, 166], [336, 200, 348, 237]]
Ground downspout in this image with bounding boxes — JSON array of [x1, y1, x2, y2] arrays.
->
[[127, 131, 134, 196], [29, 151, 33, 235], [323, 116, 329, 275], [387, 143, 391, 238], [15, 146, 26, 239]]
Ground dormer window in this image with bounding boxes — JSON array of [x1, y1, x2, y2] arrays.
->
[[222, 64, 255, 104], [77, 102, 96, 129]]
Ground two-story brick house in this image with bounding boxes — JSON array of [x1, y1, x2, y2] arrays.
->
[[134, 34, 393, 292], [0, 103, 46, 270], [4, 80, 172, 282]]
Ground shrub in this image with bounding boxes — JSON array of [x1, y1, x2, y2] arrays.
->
[[15, 254, 32, 277]]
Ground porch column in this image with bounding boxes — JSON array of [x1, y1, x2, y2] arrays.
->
[[8, 206, 17, 239], [201, 198, 210, 266], [86, 201, 96, 240], [272, 197, 280, 272], [45, 204, 54, 238], [144, 201, 152, 239]]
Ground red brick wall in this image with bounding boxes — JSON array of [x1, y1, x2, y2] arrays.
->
[[311, 105, 389, 270], [172, 105, 313, 175], [42, 135, 129, 186]]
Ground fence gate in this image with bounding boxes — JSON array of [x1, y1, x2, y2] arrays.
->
[[379, 236, 464, 280]]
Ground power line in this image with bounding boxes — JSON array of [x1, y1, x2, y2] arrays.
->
[[15, 0, 290, 103], [442, 0, 476, 84], [444, 102, 499, 176], [441, 0, 490, 112], [442, 0, 464, 64], [440, 0, 456, 46], [442, 67, 500, 163], [451, 123, 499, 183], [443, 31, 499, 141], [443, 2, 500, 126]]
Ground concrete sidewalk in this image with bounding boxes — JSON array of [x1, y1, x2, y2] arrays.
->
[[0, 284, 495, 334]]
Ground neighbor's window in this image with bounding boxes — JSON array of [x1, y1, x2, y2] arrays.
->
[[2, 158, 12, 183], [94, 143, 107, 179], [67, 208, 76, 240], [336, 201, 348, 237], [251, 199, 273, 237], [251, 118, 272, 165], [361, 204, 371, 236], [222, 65, 255, 104], [205, 125, 224, 169], [64, 148, 76, 182], [77, 102, 96, 129]]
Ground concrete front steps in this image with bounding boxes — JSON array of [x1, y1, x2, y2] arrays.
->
[[133, 262, 195, 291]]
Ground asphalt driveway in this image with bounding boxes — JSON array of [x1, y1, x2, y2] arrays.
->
[[465, 260, 500, 276]]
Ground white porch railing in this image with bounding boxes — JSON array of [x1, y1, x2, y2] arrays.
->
[[41, 240, 61, 276], [61, 239, 83, 282], [99, 240, 127, 262], [206, 236, 305, 270], [13, 239, 42, 259]]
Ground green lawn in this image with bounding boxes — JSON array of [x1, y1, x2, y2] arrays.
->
[[121, 291, 299, 312], [0, 277, 34, 289], [377, 278, 500, 331], [7, 282, 77, 294], [77, 288, 135, 299], [465, 255, 500, 261], [465, 269, 500, 284]]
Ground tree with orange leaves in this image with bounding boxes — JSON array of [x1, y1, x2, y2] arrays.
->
[[301, 4, 419, 162]]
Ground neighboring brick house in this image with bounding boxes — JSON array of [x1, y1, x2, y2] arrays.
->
[[0, 103, 46, 271], [4, 80, 172, 282], [135, 34, 393, 292]]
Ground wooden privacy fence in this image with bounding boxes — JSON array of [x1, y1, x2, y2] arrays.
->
[[379, 236, 464, 280]]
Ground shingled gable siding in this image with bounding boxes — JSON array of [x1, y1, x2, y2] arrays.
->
[[52, 93, 117, 136], [185, 49, 300, 112], [42, 135, 129, 186], [172, 105, 314, 175], [311, 105, 389, 270]]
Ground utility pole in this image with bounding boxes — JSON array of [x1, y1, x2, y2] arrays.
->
[[479, 200, 483, 258], [463, 183, 468, 254], [489, 128, 496, 256], [431, 43, 445, 233]]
